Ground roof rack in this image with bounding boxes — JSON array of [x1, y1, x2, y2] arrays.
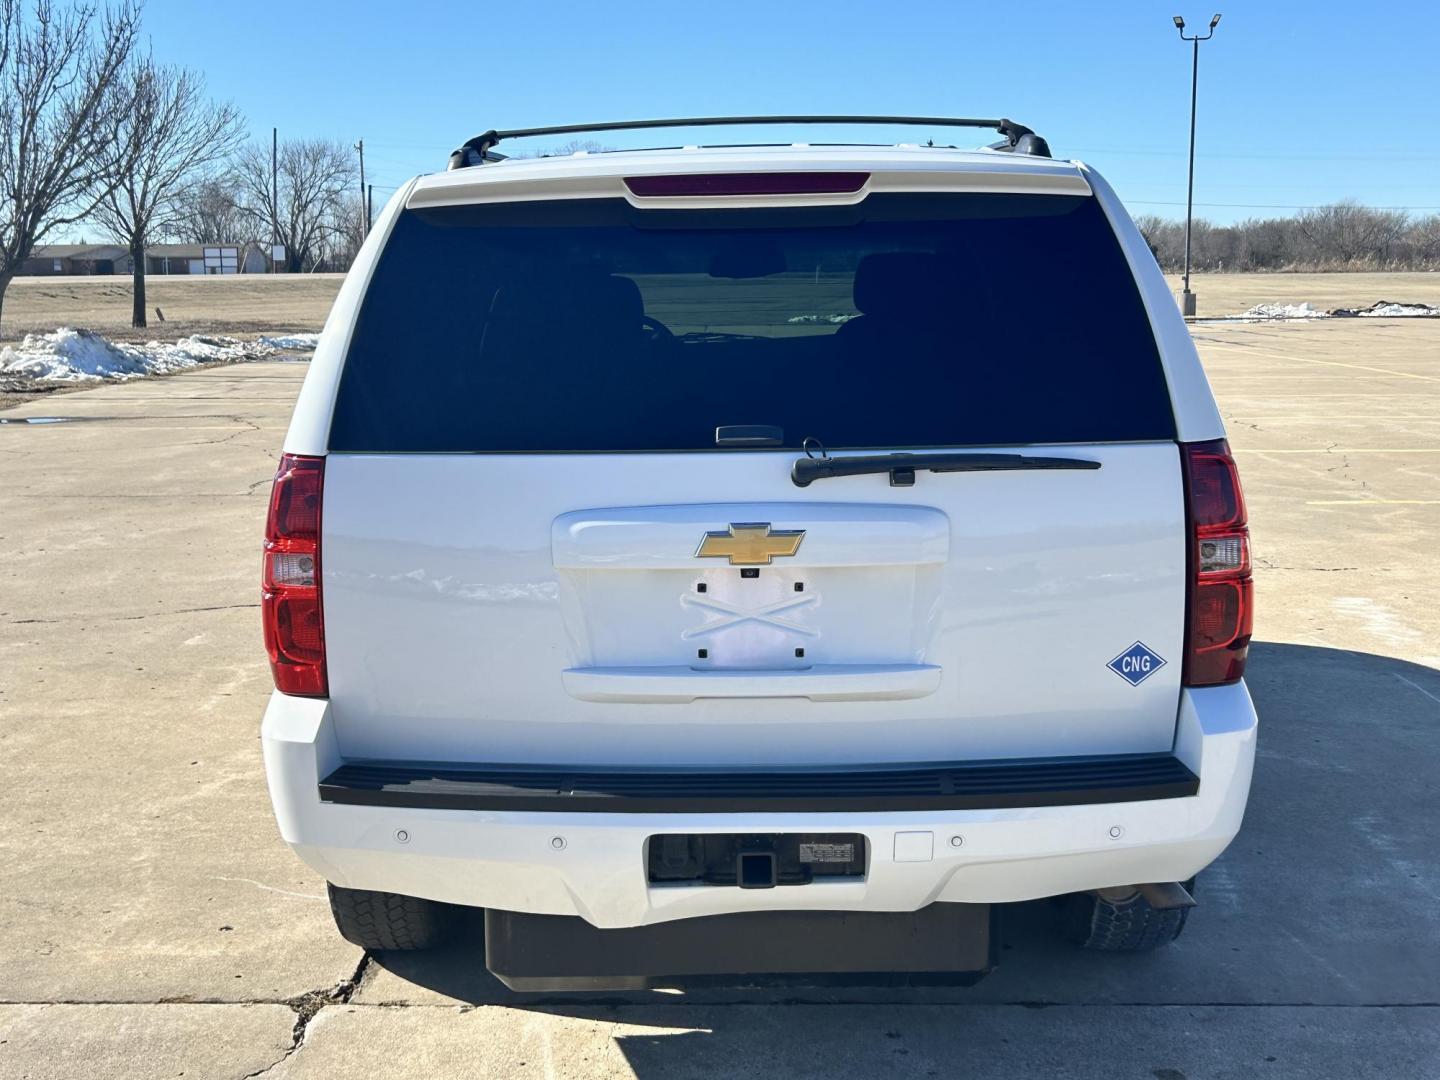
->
[[446, 115, 1051, 170]]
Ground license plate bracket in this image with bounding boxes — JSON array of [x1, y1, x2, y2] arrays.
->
[[647, 832, 867, 887]]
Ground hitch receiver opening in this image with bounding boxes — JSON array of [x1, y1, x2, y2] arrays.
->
[[738, 851, 778, 889]]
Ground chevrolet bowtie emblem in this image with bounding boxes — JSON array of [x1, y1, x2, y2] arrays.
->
[[695, 522, 805, 566]]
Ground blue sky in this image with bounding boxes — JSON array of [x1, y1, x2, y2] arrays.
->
[[137, 0, 1438, 225]]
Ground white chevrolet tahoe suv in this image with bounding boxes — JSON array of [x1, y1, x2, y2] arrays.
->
[[261, 116, 1256, 989]]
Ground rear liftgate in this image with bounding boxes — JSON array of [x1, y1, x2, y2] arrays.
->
[[485, 832, 994, 991]]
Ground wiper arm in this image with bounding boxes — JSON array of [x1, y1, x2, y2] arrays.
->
[[791, 451, 1102, 487]]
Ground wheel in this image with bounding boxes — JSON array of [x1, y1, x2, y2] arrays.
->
[[1059, 882, 1194, 952], [326, 883, 460, 951]]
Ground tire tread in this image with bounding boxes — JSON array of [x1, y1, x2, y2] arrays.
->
[[327, 884, 458, 951], [1061, 889, 1191, 952]]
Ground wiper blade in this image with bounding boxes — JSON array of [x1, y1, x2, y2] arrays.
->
[[791, 451, 1102, 487]]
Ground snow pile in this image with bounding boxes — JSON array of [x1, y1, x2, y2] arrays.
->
[[0, 328, 318, 383], [1225, 299, 1438, 321], [1237, 302, 1329, 320], [787, 313, 857, 325], [1334, 300, 1438, 318], [258, 332, 322, 349]]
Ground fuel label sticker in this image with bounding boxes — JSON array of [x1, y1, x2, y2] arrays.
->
[[1108, 641, 1167, 686], [799, 842, 856, 863]]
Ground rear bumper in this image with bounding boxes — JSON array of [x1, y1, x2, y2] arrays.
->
[[318, 753, 1199, 814], [262, 684, 1256, 929]]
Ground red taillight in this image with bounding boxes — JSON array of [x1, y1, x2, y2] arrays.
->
[[262, 454, 327, 696], [624, 172, 869, 197], [1181, 440, 1253, 686]]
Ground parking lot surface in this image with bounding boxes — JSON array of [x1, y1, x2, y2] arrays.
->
[[2, 318, 1438, 1078]]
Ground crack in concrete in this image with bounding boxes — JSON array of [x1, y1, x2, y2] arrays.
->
[[211, 875, 327, 901], [7, 602, 259, 626], [198, 416, 263, 447], [240, 953, 374, 1079], [1393, 673, 1440, 707], [1256, 566, 1362, 572]]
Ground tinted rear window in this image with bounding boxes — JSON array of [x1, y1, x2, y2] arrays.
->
[[329, 193, 1174, 452]]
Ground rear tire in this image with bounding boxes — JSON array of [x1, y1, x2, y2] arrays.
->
[[327, 883, 459, 951], [1060, 883, 1193, 952]]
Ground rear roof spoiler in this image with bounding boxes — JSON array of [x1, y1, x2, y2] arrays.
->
[[447, 115, 1051, 170]]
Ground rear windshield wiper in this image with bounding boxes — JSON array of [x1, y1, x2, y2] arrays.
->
[[791, 451, 1102, 487]]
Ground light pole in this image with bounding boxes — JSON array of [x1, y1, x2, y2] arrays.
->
[[1173, 13, 1221, 318]]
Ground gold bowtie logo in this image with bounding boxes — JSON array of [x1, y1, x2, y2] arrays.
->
[[695, 522, 806, 566]]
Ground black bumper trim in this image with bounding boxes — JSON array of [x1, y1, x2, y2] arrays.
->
[[484, 904, 995, 991], [318, 751, 1198, 813]]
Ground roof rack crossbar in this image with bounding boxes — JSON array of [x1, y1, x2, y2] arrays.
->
[[447, 115, 1049, 170]]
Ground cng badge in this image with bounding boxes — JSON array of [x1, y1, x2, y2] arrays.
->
[[1108, 642, 1167, 686]]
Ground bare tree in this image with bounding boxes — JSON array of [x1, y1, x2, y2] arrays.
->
[[1406, 215, 1440, 266], [326, 191, 367, 272], [508, 138, 617, 162], [1136, 203, 1440, 273], [92, 58, 245, 327], [232, 137, 352, 272], [167, 175, 249, 246], [1234, 216, 1294, 271], [1133, 215, 1171, 265], [0, 0, 141, 330], [535, 138, 611, 157], [1296, 200, 1409, 266]]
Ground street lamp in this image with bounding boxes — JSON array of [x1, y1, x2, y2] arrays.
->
[[1174, 13, 1221, 317]]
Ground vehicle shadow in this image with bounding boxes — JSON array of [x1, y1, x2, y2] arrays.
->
[[366, 641, 1440, 1029]]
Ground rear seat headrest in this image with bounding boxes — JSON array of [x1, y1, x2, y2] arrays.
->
[[852, 252, 961, 319], [488, 268, 644, 336], [594, 272, 644, 326]]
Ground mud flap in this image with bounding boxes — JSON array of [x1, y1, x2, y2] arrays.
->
[[484, 903, 994, 992]]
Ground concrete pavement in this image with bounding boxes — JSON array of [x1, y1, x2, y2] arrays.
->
[[3, 1005, 296, 1080], [2, 319, 1438, 1078]]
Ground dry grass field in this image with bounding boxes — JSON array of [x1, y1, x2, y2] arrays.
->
[[0, 273, 346, 343], [0, 270, 1435, 346]]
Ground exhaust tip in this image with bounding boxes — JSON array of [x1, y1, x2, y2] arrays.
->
[[1135, 881, 1197, 910]]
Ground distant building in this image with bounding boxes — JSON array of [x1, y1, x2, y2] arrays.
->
[[19, 244, 132, 276], [20, 242, 270, 276], [144, 243, 271, 275]]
